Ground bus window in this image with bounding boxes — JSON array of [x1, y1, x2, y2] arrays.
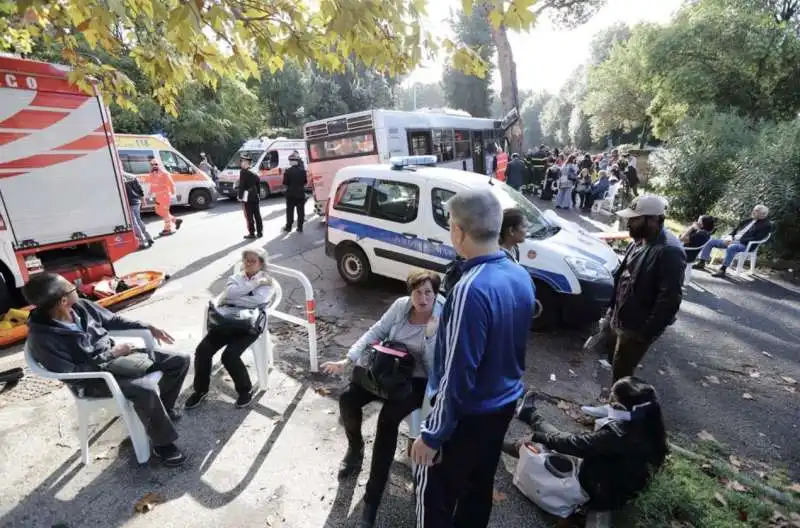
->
[[308, 132, 376, 162], [408, 131, 432, 156], [439, 129, 455, 162], [454, 129, 471, 160]]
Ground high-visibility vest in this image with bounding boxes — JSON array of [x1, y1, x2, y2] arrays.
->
[[496, 153, 509, 182], [149, 169, 175, 195]]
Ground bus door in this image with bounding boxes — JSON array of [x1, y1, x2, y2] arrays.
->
[[471, 130, 485, 175], [407, 130, 433, 156]]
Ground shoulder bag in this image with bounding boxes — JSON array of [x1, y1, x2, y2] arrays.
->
[[351, 340, 415, 401], [206, 301, 267, 336]]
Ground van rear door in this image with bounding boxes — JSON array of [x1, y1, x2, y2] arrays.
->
[[0, 62, 129, 247]]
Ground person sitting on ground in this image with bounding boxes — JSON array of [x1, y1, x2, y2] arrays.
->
[[499, 208, 529, 262], [23, 272, 189, 466], [692, 205, 772, 277], [321, 270, 444, 528], [504, 377, 668, 512], [185, 248, 274, 410], [679, 215, 715, 263]]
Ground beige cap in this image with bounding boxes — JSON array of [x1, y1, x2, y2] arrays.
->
[[616, 195, 667, 218]]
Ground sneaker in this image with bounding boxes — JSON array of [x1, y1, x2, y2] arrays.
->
[[159, 230, 174, 237], [184, 391, 208, 410], [243, 234, 256, 240], [711, 268, 727, 278], [581, 404, 610, 418], [337, 443, 364, 480], [257, 233, 263, 238], [692, 260, 706, 270], [167, 408, 182, 422], [175, 219, 183, 230], [282, 225, 291, 232], [235, 390, 254, 408], [296, 226, 303, 233], [152, 443, 188, 467], [146, 240, 154, 247]]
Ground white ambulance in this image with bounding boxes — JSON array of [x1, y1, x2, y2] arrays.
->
[[217, 137, 308, 200], [0, 56, 139, 318], [116, 134, 218, 210], [325, 156, 620, 331]]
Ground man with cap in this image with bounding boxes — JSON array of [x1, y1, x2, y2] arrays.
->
[[282, 151, 308, 233], [238, 154, 263, 239], [582, 195, 685, 416]]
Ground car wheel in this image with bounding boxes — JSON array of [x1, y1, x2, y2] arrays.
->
[[531, 282, 560, 332], [336, 245, 371, 285], [188, 189, 212, 210], [258, 183, 270, 200]]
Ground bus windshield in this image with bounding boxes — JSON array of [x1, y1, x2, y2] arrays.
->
[[307, 132, 376, 162], [226, 150, 264, 169]]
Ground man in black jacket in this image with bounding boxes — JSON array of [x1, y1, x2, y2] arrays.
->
[[692, 204, 772, 277], [584, 196, 685, 416], [238, 154, 263, 239], [123, 173, 153, 249], [283, 151, 308, 233], [24, 272, 189, 466]]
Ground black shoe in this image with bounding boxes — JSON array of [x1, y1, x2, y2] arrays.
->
[[711, 268, 727, 278], [296, 226, 303, 233], [152, 443, 188, 467], [283, 225, 291, 232], [235, 390, 254, 408], [338, 443, 364, 479], [257, 233, 263, 238], [357, 503, 378, 528], [175, 218, 183, 230], [692, 260, 706, 270], [147, 240, 154, 248], [243, 234, 256, 239], [167, 408, 182, 422], [184, 391, 208, 410]]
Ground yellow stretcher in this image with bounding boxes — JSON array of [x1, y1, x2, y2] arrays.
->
[[0, 270, 166, 348]]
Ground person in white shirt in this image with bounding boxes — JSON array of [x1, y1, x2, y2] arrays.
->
[[693, 205, 772, 277], [185, 248, 274, 409]]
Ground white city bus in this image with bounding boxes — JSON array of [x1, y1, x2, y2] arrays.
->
[[303, 109, 505, 215]]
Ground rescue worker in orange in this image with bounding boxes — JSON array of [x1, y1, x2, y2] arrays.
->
[[148, 157, 182, 236]]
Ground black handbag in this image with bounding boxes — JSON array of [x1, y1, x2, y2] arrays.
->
[[351, 340, 415, 401], [206, 301, 267, 336]]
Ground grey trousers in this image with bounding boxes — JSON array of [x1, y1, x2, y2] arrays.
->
[[84, 350, 189, 446]]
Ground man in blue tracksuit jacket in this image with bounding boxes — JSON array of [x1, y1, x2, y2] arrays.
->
[[411, 189, 535, 528]]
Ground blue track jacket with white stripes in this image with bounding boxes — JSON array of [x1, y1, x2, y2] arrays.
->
[[421, 251, 535, 450]]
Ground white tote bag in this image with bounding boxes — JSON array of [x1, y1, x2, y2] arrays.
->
[[513, 444, 589, 518]]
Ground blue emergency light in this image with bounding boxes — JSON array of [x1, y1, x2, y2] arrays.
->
[[389, 155, 438, 169]]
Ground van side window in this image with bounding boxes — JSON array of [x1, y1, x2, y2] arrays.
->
[[431, 188, 456, 229], [371, 180, 419, 224], [159, 150, 190, 173], [263, 151, 279, 169], [119, 150, 152, 174], [333, 179, 371, 215]]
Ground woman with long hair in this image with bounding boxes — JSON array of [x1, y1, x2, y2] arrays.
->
[[507, 376, 668, 511], [499, 208, 529, 262]]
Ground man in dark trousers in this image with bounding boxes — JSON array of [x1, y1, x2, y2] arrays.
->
[[282, 151, 307, 233], [504, 153, 527, 190], [582, 195, 685, 417], [692, 204, 772, 277], [238, 154, 262, 239], [411, 190, 535, 528]]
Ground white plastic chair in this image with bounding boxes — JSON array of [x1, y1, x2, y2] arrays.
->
[[405, 397, 433, 470], [683, 241, 709, 286], [24, 329, 160, 465], [202, 280, 283, 391], [591, 183, 620, 213], [709, 233, 771, 275]]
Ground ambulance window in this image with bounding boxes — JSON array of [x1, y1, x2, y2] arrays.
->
[[268, 150, 279, 169], [371, 180, 419, 224], [431, 188, 455, 229], [333, 179, 371, 216], [119, 150, 153, 174], [159, 150, 191, 174]]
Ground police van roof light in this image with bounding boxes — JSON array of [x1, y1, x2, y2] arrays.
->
[[390, 155, 438, 170]]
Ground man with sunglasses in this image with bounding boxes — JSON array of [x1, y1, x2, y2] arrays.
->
[[148, 156, 182, 236], [24, 272, 190, 467]]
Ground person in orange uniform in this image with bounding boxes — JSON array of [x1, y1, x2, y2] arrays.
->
[[148, 157, 183, 236]]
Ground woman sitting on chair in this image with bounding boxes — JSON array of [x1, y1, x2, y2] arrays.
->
[[185, 248, 274, 410], [321, 270, 444, 528]]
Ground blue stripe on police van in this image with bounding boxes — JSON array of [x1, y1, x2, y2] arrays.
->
[[328, 217, 459, 262], [329, 216, 574, 294]]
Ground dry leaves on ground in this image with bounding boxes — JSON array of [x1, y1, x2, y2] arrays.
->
[[492, 489, 507, 504], [698, 430, 718, 443], [705, 375, 721, 385], [762, 351, 774, 359], [134, 492, 165, 514], [781, 377, 797, 385], [729, 455, 742, 468], [750, 371, 761, 378], [742, 393, 754, 400], [725, 479, 748, 492]]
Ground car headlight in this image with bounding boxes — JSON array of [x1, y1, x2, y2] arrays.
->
[[564, 256, 612, 282]]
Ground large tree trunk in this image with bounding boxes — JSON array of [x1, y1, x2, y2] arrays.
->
[[491, 22, 524, 154]]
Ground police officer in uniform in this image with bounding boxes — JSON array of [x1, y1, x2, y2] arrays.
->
[[282, 151, 308, 233], [238, 154, 262, 239]]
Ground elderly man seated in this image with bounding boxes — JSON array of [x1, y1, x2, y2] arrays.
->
[[692, 205, 772, 277], [23, 272, 190, 466]]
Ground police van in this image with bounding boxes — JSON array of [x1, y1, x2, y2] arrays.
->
[[325, 156, 620, 330]]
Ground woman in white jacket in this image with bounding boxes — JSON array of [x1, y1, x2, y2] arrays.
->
[[322, 269, 444, 528], [185, 248, 273, 409]]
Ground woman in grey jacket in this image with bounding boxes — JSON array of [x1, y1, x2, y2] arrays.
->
[[322, 270, 444, 528], [185, 248, 274, 409]]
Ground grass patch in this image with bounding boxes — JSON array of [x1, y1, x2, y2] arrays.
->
[[620, 452, 791, 528]]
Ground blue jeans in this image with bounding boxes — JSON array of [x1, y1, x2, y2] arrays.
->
[[699, 239, 746, 267], [130, 203, 152, 245]]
